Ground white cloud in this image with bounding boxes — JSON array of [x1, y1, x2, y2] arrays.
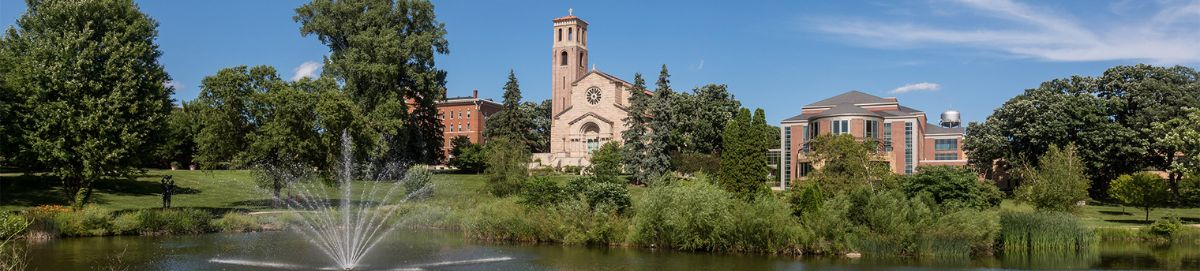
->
[[891, 82, 940, 94], [697, 59, 705, 70], [291, 61, 322, 81], [163, 80, 183, 90], [810, 0, 1200, 64]]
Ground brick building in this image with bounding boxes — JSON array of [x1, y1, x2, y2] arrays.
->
[[778, 91, 966, 187], [436, 90, 501, 162]]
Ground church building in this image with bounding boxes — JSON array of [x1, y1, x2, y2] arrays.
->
[[533, 10, 644, 168]]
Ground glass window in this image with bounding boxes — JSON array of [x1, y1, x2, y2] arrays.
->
[[935, 139, 958, 151], [935, 153, 959, 160], [784, 126, 792, 181], [810, 122, 820, 139], [831, 120, 849, 135], [587, 138, 599, 153], [865, 120, 878, 139], [905, 122, 913, 175], [466, 123, 471, 131]]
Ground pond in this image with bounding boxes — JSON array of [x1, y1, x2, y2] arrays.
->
[[24, 230, 1200, 270]]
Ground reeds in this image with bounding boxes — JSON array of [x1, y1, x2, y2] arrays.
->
[[999, 211, 1095, 254]]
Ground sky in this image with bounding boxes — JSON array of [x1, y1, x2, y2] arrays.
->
[[1, 0, 1198, 124]]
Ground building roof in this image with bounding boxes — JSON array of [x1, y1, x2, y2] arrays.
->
[[925, 122, 965, 134], [806, 90, 893, 107], [810, 103, 879, 118], [438, 96, 501, 107]]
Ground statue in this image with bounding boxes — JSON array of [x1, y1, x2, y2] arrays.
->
[[161, 175, 175, 208]]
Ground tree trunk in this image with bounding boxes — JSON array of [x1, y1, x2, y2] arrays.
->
[[1167, 153, 1180, 207], [1145, 207, 1151, 222]]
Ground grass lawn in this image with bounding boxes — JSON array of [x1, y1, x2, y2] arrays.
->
[[0, 169, 581, 213], [1001, 199, 1200, 228]]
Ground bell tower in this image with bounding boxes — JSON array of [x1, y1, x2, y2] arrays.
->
[[551, 8, 588, 117]]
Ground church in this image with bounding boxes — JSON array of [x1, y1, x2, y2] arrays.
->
[[533, 10, 644, 168]]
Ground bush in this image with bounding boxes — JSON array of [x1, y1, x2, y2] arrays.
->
[[631, 179, 801, 253], [462, 198, 547, 242], [448, 136, 486, 173], [902, 166, 1002, 209], [928, 210, 1000, 256], [404, 165, 434, 200], [788, 181, 824, 217], [849, 189, 934, 256], [1014, 144, 1090, 212], [54, 205, 113, 237], [484, 137, 530, 196], [519, 176, 565, 207], [0, 213, 26, 241], [587, 142, 623, 182], [213, 212, 262, 232], [117, 208, 213, 235], [565, 178, 632, 215], [20, 205, 69, 238], [1146, 216, 1183, 237], [798, 193, 854, 254]]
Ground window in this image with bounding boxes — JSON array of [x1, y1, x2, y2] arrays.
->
[[579, 54, 584, 67], [883, 122, 892, 151], [449, 125, 454, 132], [467, 110, 471, 119], [558, 29, 562, 41], [784, 126, 792, 181], [904, 122, 913, 175], [798, 163, 814, 177], [586, 138, 599, 153], [458, 111, 462, 118], [560, 51, 568, 66], [466, 123, 471, 131], [832, 120, 849, 135], [457, 124, 462, 131], [935, 139, 958, 151], [865, 120, 878, 139], [568, 28, 573, 41], [810, 122, 820, 139], [936, 153, 959, 160]]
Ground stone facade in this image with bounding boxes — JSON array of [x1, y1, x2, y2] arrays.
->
[[535, 11, 637, 168]]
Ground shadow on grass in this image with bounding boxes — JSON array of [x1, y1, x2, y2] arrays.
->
[[1106, 219, 1154, 225], [227, 198, 389, 210], [1100, 211, 1135, 216], [1, 173, 201, 208]]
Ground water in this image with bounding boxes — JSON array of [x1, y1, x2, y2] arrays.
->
[[22, 229, 1200, 270]]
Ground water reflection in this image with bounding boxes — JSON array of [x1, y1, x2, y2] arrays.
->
[[22, 230, 1200, 270]]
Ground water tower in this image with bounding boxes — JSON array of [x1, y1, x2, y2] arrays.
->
[[940, 109, 961, 128]]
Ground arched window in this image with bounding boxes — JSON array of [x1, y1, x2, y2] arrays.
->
[[568, 28, 573, 41], [557, 29, 562, 41], [560, 51, 568, 66]]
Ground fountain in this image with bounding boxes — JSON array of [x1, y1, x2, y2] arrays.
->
[[210, 132, 495, 270]]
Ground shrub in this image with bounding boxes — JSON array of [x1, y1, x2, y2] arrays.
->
[[999, 211, 1094, 253], [462, 198, 546, 242], [565, 178, 632, 215], [448, 136, 486, 173], [1146, 216, 1183, 237], [552, 199, 628, 246], [126, 208, 213, 235], [588, 142, 624, 182], [788, 181, 824, 217], [213, 212, 262, 232], [902, 166, 1002, 209], [928, 210, 1000, 256], [1014, 144, 1090, 212], [21, 205, 69, 238], [54, 205, 113, 237], [1181, 175, 1200, 207], [632, 180, 736, 251], [0, 213, 26, 241], [798, 193, 854, 254], [403, 165, 434, 200], [849, 189, 934, 256], [111, 212, 142, 235], [519, 176, 565, 207], [484, 137, 530, 196]]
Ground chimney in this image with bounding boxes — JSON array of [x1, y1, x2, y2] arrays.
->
[[473, 89, 478, 99]]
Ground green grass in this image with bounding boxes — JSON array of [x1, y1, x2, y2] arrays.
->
[[1000, 200, 1200, 228]]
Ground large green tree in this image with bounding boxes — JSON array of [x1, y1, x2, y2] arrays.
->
[[648, 65, 681, 157], [522, 99, 552, 153], [295, 0, 448, 164], [622, 73, 668, 184], [155, 101, 202, 169], [1097, 65, 1200, 201], [678, 84, 741, 154], [717, 108, 768, 199], [589, 142, 624, 184], [1, 0, 173, 205], [901, 166, 1002, 209], [194, 66, 278, 169], [1157, 108, 1200, 189], [484, 71, 535, 148]]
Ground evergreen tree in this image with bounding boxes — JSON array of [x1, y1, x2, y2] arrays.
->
[[622, 73, 667, 184], [484, 70, 535, 148], [647, 65, 678, 171], [295, 0, 448, 164], [718, 108, 768, 199], [2, 0, 173, 205]]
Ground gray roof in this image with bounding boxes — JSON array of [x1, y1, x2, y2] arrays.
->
[[806, 90, 892, 107], [925, 122, 965, 134], [811, 104, 880, 118]]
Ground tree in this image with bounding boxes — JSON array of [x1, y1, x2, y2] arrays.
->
[[2, 0, 173, 206], [901, 166, 1002, 209], [717, 108, 768, 199], [523, 99, 552, 153], [295, 0, 448, 164], [1015, 144, 1091, 212], [156, 102, 203, 169], [1109, 172, 1170, 222], [1155, 107, 1200, 205], [313, 81, 371, 169], [589, 142, 624, 184], [682, 84, 741, 154], [244, 77, 323, 168], [806, 134, 894, 194], [484, 137, 530, 196], [483, 71, 535, 147], [194, 66, 277, 169], [622, 73, 669, 184], [448, 136, 485, 173], [1097, 65, 1200, 203], [649, 65, 681, 157]]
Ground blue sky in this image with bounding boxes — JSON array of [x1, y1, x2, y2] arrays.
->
[[2, 0, 1197, 124]]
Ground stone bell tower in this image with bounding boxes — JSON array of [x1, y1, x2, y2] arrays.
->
[[551, 8, 588, 117]]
